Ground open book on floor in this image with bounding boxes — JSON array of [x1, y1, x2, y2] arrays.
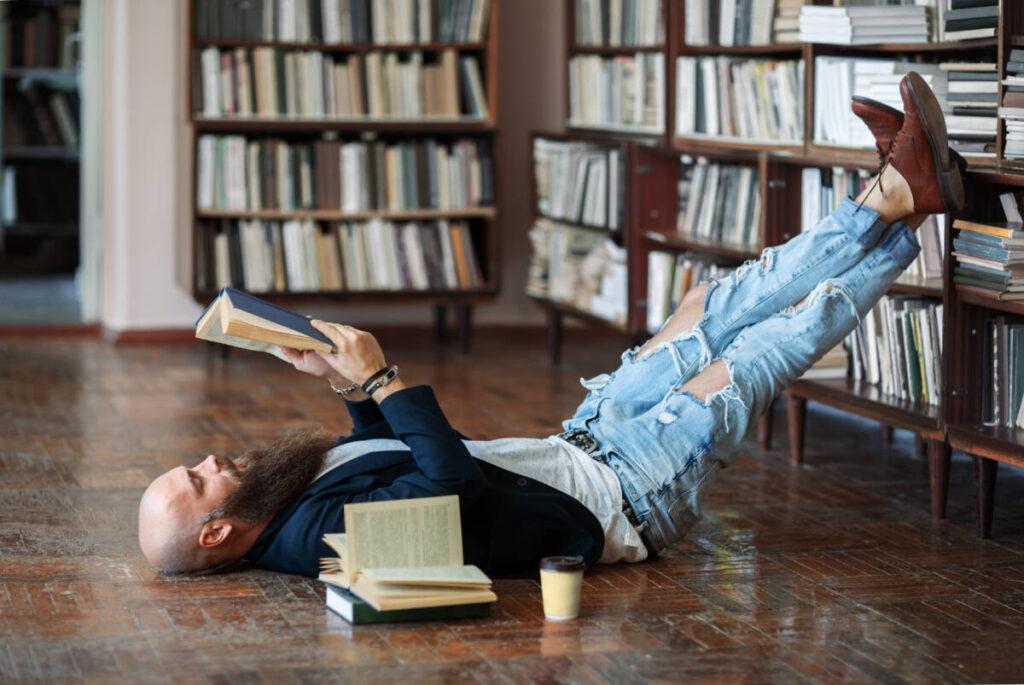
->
[[318, 495, 497, 617], [195, 287, 333, 360]]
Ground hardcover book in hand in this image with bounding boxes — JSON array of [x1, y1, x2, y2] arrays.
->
[[194, 287, 333, 360]]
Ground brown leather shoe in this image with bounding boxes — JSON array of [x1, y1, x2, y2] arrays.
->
[[851, 95, 968, 173], [888, 72, 965, 214]]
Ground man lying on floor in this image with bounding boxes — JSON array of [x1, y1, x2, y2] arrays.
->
[[139, 73, 964, 577]]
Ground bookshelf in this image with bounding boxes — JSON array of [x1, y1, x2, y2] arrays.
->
[[530, 0, 1024, 531], [186, 0, 499, 351], [0, 2, 81, 276]]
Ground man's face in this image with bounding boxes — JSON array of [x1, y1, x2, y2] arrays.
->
[[146, 454, 242, 525]]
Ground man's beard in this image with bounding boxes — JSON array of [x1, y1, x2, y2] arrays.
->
[[207, 427, 336, 525]]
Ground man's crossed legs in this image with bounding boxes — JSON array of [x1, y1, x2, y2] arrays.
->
[[561, 72, 962, 554]]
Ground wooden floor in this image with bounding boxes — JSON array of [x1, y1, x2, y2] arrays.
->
[[2, 330, 1024, 684]]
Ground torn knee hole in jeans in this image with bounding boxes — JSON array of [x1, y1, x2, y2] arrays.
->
[[734, 246, 776, 280], [636, 283, 714, 365], [782, 278, 861, 321], [659, 359, 747, 431]]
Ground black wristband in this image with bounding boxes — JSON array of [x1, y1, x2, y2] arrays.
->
[[360, 366, 392, 394]]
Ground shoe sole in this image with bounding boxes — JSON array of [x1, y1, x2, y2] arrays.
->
[[904, 72, 965, 213], [851, 94, 968, 174]]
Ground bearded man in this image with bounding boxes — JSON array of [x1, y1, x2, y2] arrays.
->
[[139, 73, 963, 578]]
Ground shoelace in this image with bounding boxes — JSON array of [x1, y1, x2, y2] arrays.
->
[[856, 129, 901, 212]]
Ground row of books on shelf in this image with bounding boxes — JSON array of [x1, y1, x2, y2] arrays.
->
[[527, 218, 628, 325], [532, 138, 623, 231], [2, 4, 80, 69], [645, 251, 732, 334], [798, 5, 930, 46], [799, 165, 946, 283], [813, 58, 997, 157], [568, 53, 664, 132], [196, 135, 493, 213], [847, 296, 943, 406], [682, 0, 801, 47], [195, 47, 488, 120], [574, 0, 664, 47], [194, 0, 490, 45], [199, 218, 484, 293], [674, 57, 803, 143], [1000, 49, 1024, 159], [676, 156, 760, 250], [2, 85, 79, 148], [982, 316, 1024, 430]]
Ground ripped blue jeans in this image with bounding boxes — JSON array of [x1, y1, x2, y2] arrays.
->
[[562, 199, 922, 552]]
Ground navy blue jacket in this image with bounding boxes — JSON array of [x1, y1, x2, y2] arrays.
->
[[244, 385, 605, 577]]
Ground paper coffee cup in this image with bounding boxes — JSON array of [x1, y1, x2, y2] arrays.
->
[[539, 555, 585, 621]]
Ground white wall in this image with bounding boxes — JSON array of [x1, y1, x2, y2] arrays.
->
[[99, 0, 564, 332]]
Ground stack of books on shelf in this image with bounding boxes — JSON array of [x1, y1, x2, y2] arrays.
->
[[193, 0, 491, 44], [646, 252, 733, 334], [196, 135, 493, 214], [981, 317, 1024, 430], [568, 53, 665, 132], [194, 47, 488, 119], [318, 496, 496, 624], [772, 0, 802, 43], [847, 296, 943, 406], [798, 5, 929, 46], [574, 0, 663, 47], [681, 0, 782, 47], [813, 59, 943, 149], [527, 218, 628, 325], [533, 138, 623, 230], [943, 0, 998, 41], [944, 61, 998, 158], [674, 57, 803, 143], [952, 200, 1024, 303], [675, 156, 760, 250], [1001, 50, 1024, 160], [199, 218, 483, 293]]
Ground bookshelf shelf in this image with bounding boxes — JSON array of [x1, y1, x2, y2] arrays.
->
[[890, 275, 943, 298], [567, 122, 665, 137], [955, 287, 1024, 317], [675, 135, 802, 155], [196, 207, 497, 222], [644, 230, 757, 261], [809, 38, 998, 54], [947, 424, 1024, 467], [191, 117, 495, 133], [676, 43, 802, 56], [568, 44, 665, 55], [193, 39, 488, 52], [2, 67, 78, 79], [528, 295, 629, 333], [2, 145, 79, 160], [788, 378, 942, 437]]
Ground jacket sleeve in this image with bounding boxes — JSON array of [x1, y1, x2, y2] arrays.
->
[[370, 384, 487, 498], [343, 397, 385, 432]]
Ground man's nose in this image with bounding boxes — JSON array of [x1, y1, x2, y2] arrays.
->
[[203, 454, 221, 473]]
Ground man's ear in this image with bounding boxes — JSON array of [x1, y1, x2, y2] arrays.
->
[[198, 519, 234, 549]]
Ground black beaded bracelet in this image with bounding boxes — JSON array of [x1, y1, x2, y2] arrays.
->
[[365, 366, 400, 397], [360, 366, 393, 394]]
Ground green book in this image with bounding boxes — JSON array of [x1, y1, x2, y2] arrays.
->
[[325, 585, 492, 625]]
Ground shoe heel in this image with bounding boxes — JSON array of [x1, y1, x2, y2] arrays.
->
[[938, 165, 965, 213]]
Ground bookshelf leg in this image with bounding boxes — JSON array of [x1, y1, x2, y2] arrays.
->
[[786, 393, 806, 465], [757, 400, 774, 450], [881, 423, 893, 445], [547, 310, 563, 366], [434, 305, 448, 344], [973, 456, 998, 539], [457, 304, 473, 354], [927, 440, 951, 522]]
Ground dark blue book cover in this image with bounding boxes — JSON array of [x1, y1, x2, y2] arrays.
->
[[198, 287, 334, 348]]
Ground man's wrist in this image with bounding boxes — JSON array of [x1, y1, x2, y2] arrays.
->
[[328, 375, 369, 401], [370, 377, 406, 404]]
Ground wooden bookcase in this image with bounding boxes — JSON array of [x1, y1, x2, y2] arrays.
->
[[185, 0, 500, 351], [535, 0, 1024, 534]]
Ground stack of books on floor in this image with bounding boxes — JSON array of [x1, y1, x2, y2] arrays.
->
[[195, 47, 488, 119], [799, 166, 871, 233], [568, 53, 665, 132], [675, 156, 760, 249], [1001, 50, 1024, 160], [196, 136, 493, 213], [952, 215, 1024, 303], [193, 0, 491, 44], [533, 138, 623, 230], [527, 218, 628, 325], [798, 5, 928, 45], [981, 317, 1024, 430], [318, 496, 496, 624], [681, 0, 778, 47], [646, 252, 734, 333], [674, 57, 803, 142], [944, 61, 998, 158], [574, 0, 664, 47], [943, 0, 998, 41], [847, 296, 943, 406], [813, 59, 943, 148], [199, 218, 483, 293]]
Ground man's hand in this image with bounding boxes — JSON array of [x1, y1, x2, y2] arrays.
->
[[309, 320, 389, 387], [279, 346, 334, 378]]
